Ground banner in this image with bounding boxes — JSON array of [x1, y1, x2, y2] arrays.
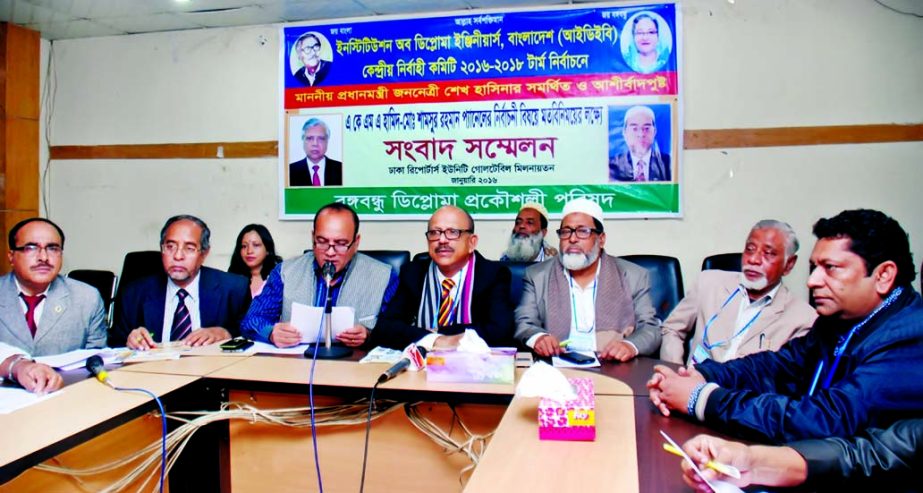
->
[[280, 2, 681, 219]]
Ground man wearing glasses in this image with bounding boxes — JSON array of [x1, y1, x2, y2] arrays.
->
[[515, 198, 661, 361], [0, 217, 107, 356], [289, 118, 343, 187], [241, 203, 397, 348], [608, 105, 671, 182], [292, 32, 332, 87], [372, 205, 513, 350], [112, 215, 251, 349]]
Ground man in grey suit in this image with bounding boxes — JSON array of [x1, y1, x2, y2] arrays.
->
[[515, 198, 661, 361], [0, 218, 107, 356], [608, 105, 671, 182]]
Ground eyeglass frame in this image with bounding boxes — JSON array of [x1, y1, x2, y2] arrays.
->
[[424, 228, 473, 241], [556, 226, 601, 240], [11, 243, 64, 256], [313, 235, 356, 253], [161, 242, 201, 256]]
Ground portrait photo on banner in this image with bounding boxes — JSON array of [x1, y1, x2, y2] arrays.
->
[[607, 103, 673, 183], [288, 31, 335, 87], [619, 10, 674, 75], [286, 113, 345, 188]]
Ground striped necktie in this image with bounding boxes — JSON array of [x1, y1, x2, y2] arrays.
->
[[437, 279, 456, 328], [170, 289, 192, 342]]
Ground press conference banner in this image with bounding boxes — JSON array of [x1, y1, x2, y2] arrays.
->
[[279, 2, 681, 219]]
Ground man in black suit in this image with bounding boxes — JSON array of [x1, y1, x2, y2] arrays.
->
[[608, 105, 671, 182], [372, 205, 513, 350], [292, 33, 332, 87], [111, 215, 251, 349], [289, 117, 343, 187]]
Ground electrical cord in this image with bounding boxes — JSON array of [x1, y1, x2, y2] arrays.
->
[[307, 282, 329, 492], [358, 380, 380, 493]]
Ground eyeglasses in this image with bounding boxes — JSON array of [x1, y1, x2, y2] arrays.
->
[[162, 242, 200, 256], [11, 244, 63, 257], [425, 228, 473, 241], [304, 135, 328, 143], [634, 29, 658, 36], [556, 227, 599, 240], [314, 236, 354, 253], [626, 123, 655, 135], [301, 43, 321, 52]]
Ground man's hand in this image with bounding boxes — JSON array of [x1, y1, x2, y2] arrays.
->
[[533, 334, 562, 357], [599, 340, 638, 362], [270, 322, 302, 348], [433, 333, 463, 349], [183, 327, 231, 347], [14, 360, 63, 395], [336, 325, 369, 347], [680, 434, 753, 491], [647, 365, 706, 416], [127, 327, 156, 350]]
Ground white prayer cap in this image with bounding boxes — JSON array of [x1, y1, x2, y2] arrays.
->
[[519, 202, 549, 222], [561, 198, 604, 224]]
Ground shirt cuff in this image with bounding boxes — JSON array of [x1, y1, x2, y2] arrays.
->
[[416, 333, 440, 351], [622, 340, 639, 356], [525, 332, 546, 349], [694, 383, 719, 421]]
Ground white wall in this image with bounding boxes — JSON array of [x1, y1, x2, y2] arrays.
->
[[43, 0, 923, 300]]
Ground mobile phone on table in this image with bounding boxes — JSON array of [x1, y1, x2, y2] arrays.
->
[[220, 337, 254, 352], [558, 350, 595, 365]]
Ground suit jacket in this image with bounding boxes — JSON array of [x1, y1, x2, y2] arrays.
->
[[660, 270, 817, 365], [111, 266, 251, 347], [608, 150, 671, 182], [293, 60, 332, 86], [371, 251, 513, 350], [0, 274, 107, 356], [289, 157, 343, 187], [514, 255, 662, 356]]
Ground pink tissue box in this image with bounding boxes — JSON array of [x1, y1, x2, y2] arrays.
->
[[425, 348, 515, 384], [538, 377, 596, 441]]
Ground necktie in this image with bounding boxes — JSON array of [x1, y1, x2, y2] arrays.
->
[[170, 289, 192, 342], [312, 165, 321, 186], [437, 279, 456, 328], [20, 293, 45, 338], [634, 158, 647, 181]]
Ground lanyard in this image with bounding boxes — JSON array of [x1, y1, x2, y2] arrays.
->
[[808, 286, 904, 396], [701, 288, 764, 350], [568, 273, 598, 334]]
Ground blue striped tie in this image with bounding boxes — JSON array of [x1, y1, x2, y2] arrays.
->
[[170, 289, 192, 342]]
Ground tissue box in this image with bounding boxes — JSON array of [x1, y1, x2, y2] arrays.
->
[[538, 378, 596, 441], [425, 348, 515, 384]]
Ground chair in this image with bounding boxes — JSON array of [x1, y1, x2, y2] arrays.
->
[[701, 253, 742, 272], [412, 251, 429, 262], [360, 250, 410, 276], [620, 255, 684, 322], [501, 261, 533, 306], [116, 250, 163, 301], [68, 269, 117, 325]]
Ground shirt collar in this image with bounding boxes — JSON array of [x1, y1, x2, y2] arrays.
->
[[167, 272, 201, 301], [739, 281, 782, 308], [14, 278, 50, 298], [630, 148, 653, 165]]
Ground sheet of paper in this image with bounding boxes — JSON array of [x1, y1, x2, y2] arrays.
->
[[551, 351, 601, 368], [0, 386, 60, 414], [35, 348, 124, 371], [290, 302, 355, 343], [250, 341, 312, 355]]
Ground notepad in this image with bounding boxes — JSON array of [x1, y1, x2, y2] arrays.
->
[[290, 302, 355, 343]]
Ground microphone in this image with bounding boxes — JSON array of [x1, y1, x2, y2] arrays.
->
[[378, 347, 427, 384], [322, 261, 336, 286], [85, 355, 114, 388]]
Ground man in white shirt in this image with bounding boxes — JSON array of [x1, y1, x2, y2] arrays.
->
[[608, 105, 671, 182], [288, 118, 342, 187]]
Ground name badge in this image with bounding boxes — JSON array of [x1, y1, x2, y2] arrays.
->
[[691, 344, 711, 365]]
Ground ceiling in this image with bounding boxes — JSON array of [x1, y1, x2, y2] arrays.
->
[[0, 0, 607, 40]]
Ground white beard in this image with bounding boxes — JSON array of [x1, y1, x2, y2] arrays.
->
[[561, 241, 601, 271], [739, 272, 768, 292], [503, 232, 544, 262]]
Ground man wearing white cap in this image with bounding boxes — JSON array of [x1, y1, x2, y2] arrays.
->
[[500, 203, 559, 263], [514, 198, 661, 361]]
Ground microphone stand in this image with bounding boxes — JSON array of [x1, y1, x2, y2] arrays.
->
[[305, 266, 351, 359]]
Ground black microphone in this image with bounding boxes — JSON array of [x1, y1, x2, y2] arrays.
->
[[378, 347, 427, 384], [322, 261, 336, 286], [85, 355, 114, 388]]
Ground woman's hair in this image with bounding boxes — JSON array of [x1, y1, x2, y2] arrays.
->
[[228, 224, 282, 280]]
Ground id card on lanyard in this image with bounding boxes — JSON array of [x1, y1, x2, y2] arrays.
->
[[692, 288, 763, 364]]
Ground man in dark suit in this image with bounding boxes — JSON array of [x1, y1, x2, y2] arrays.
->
[[292, 33, 332, 87], [372, 206, 513, 350], [111, 215, 251, 349], [289, 117, 342, 187], [609, 105, 672, 182]]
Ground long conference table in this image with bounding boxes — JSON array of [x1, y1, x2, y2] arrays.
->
[[0, 349, 720, 492]]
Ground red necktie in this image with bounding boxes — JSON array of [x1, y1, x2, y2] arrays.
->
[[634, 158, 647, 181], [21, 293, 46, 338], [312, 165, 321, 186]]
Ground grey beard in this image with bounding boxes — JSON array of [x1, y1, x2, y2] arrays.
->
[[504, 233, 544, 261], [561, 242, 600, 271], [739, 272, 768, 292]]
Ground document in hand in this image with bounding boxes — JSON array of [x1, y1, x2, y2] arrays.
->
[[290, 302, 355, 343]]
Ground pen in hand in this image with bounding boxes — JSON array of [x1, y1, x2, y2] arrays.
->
[[662, 442, 742, 479]]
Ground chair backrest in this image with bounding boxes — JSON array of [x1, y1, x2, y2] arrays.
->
[[412, 251, 429, 262], [501, 260, 533, 307], [68, 269, 118, 325], [116, 250, 164, 300], [701, 253, 742, 272], [620, 255, 684, 321], [360, 250, 410, 276]]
